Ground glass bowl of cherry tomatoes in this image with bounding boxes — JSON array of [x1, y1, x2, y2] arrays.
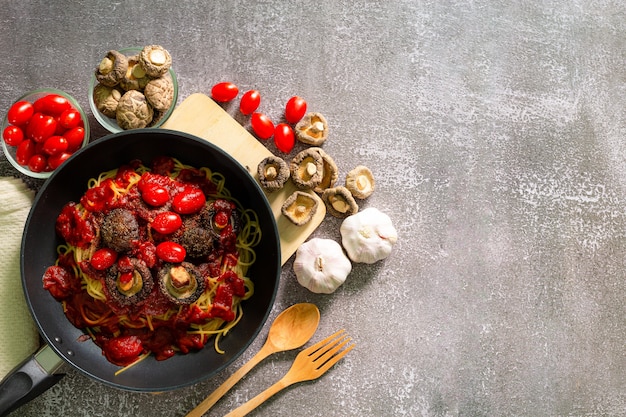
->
[[1, 88, 90, 179]]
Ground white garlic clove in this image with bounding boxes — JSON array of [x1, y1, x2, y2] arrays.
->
[[340, 207, 398, 264], [293, 238, 352, 294]]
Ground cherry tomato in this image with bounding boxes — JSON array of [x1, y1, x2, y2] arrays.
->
[[141, 183, 170, 207], [251, 112, 274, 140], [42, 135, 68, 156], [211, 82, 239, 102], [90, 248, 118, 270], [213, 211, 230, 229], [27, 153, 48, 172], [48, 152, 71, 170], [156, 241, 186, 263], [15, 139, 36, 165], [273, 123, 295, 153], [26, 113, 58, 143], [3, 125, 24, 146], [152, 212, 183, 234], [285, 96, 307, 124], [64, 126, 85, 152], [239, 90, 261, 115], [33, 94, 71, 116], [172, 187, 206, 214], [58, 108, 82, 130], [7, 100, 34, 126]]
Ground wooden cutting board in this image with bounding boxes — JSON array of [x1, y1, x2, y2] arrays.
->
[[162, 93, 325, 265]]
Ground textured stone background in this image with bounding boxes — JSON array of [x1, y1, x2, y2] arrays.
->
[[1, 1, 625, 416]]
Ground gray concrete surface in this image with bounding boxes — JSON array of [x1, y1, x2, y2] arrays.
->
[[1, 1, 625, 416]]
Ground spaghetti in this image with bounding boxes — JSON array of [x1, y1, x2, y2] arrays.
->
[[42, 156, 261, 369]]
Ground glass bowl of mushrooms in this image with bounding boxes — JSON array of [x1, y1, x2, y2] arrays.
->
[[88, 46, 178, 134]]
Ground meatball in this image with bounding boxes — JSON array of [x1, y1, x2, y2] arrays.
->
[[101, 208, 139, 252], [179, 225, 214, 258]]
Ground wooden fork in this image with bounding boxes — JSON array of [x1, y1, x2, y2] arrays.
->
[[223, 329, 355, 417]]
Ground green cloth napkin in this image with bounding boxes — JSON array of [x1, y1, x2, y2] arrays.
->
[[0, 177, 39, 380]]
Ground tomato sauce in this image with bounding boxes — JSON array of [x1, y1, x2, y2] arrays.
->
[[42, 157, 248, 367]]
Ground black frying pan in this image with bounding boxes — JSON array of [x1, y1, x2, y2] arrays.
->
[[0, 129, 281, 414]]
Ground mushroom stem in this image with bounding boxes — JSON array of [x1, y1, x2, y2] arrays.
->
[[169, 265, 191, 289], [265, 166, 277, 180], [305, 162, 317, 176]]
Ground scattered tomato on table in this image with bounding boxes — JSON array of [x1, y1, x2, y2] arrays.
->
[[211, 82, 239, 102], [285, 96, 307, 124]]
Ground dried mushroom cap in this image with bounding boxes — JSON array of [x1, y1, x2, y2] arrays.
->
[[139, 45, 172, 77], [116, 90, 154, 130], [345, 165, 375, 199], [290, 148, 324, 190], [257, 155, 290, 192], [295, 112, 329, 146], [95, 50, 128, 87], [322, 186, 359, 218], [144, 74, 174, 111], [120, 55, 151, 91], [281, 191, 319, 226], [309, 147, 339, 194], [93, 83, 122, 118]]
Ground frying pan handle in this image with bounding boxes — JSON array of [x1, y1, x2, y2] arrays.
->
[[0, 345, 65, 416]]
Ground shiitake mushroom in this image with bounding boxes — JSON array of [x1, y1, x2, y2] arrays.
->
[[321, 186, 359, 218], [95, 50, 128, 87], [105, 258, 154, 307], [257, 155, 290, 192], [281, 190, 319, 226], [157, 262, 205, 305]]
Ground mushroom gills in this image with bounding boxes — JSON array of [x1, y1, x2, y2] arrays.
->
[[117, 270, 144, 297], [322, 186, 359, 218], [345, 165, 375, 199], [290, 148, 324, 189], [158, 262, 205, 305], [281, 191, 319, 226]]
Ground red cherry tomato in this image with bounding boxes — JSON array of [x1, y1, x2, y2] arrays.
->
[[172, 187, 206, 214], [211, 82, 239, 102], [27, 153, 48, 172], [15, 139, 36, 165], [251, 112, 274, 140], [26, 113, 58, 143], [7, 100, 34, 126], [239, 90, 261, 115], [213, 211, 230, 229], [141, 183, 170, 207], [3, 125, 24, 146], [42, 135, 68, 156], [152, 212, 183, 234], [156, 241, 186, 263], [58, 108, 82, 130], [285, 96, 307, 124], [33, 94, 71, 116], [48, 152, 72, 170], [273, 123, 295, 153], [90, 248, 118, 270], [64, 126, 85, 152]]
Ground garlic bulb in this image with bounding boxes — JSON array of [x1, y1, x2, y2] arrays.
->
[[294, 238, 352, 294], [340, 207, 398, 264]]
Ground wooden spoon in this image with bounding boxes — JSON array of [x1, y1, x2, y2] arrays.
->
[[185, 303, 320, 417]]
